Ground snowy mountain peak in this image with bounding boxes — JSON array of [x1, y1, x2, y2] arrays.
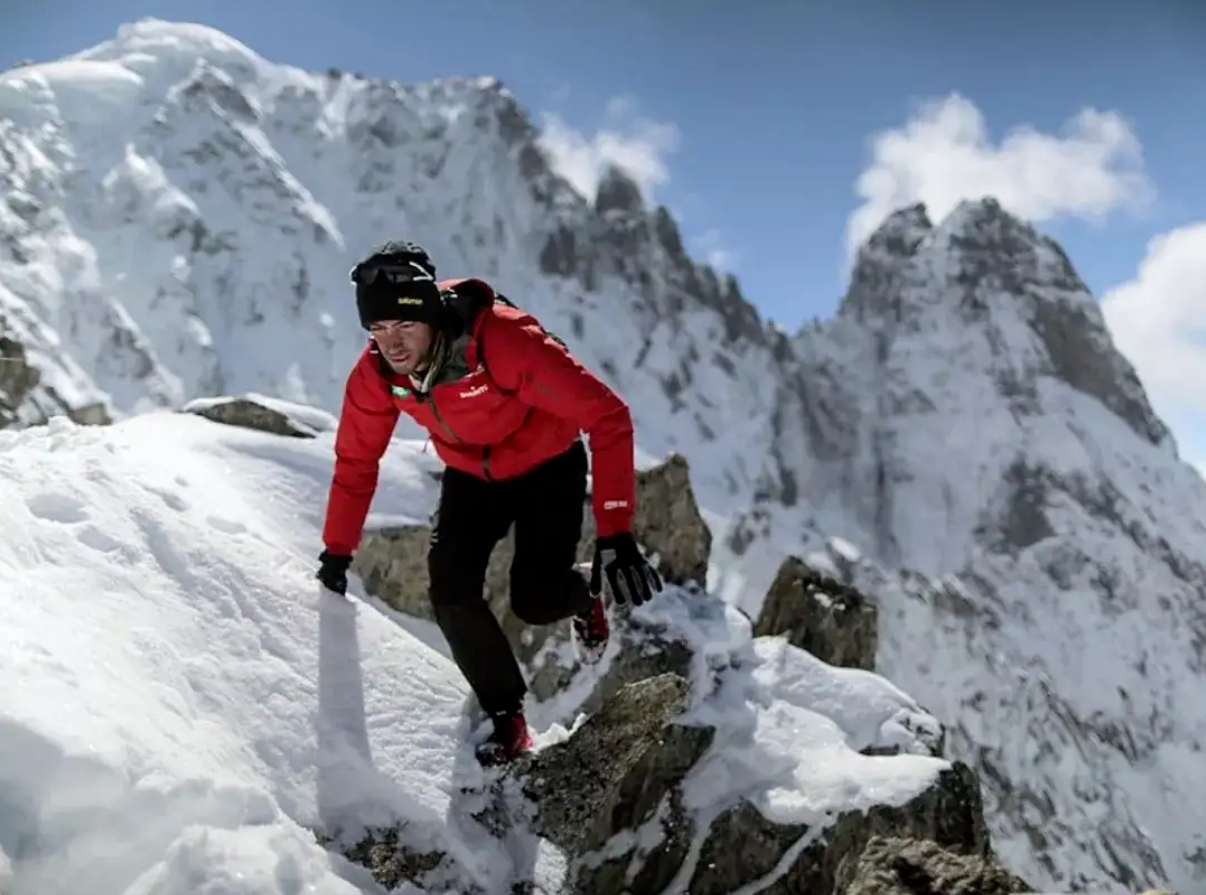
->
[[835, 197, 1169, 449], [839, 201, 931, 323]]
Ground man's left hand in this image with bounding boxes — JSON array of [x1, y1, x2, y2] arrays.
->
[[589, 533, 663, 606]]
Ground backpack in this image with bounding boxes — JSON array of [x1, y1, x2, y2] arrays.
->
[[439, 278, 567, 396]]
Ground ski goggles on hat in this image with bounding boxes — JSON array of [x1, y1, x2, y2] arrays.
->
[[349, 259, 434, 287]]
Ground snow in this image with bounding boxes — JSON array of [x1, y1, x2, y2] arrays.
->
[[686, 633, 943, 827], [0, 411, 946, 894], [0, 60, 145, 130]]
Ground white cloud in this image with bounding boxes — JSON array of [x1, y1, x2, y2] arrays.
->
[[1100, 222, 1206, 461], [693, 228, 735, 271], [846, 92, 1154, 258], [536, 94, 680, 202]]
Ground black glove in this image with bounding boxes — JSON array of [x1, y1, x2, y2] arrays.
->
[[317, 549, 352, 595], [589, 533, 663, 606]]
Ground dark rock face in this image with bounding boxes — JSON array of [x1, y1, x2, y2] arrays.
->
[[516, 672, 690, 855], [0, 333, 42, 427], [840, 835, 1032, 895], [0, 325, 112, 428], [754, 555, 879, 670], [594, 164, 644, 216], [181, 395, 317, 437]]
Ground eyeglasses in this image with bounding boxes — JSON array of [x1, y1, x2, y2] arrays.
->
[[349, 259, 433, 287]]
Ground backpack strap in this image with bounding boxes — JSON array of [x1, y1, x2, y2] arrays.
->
[[438, 277, 520, 396]]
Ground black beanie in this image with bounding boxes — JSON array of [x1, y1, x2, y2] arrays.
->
[[349, 241, 442, 330]]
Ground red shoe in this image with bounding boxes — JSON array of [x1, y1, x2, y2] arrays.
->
[[476, 711, 534, 767], [572, 593, 610, 665]]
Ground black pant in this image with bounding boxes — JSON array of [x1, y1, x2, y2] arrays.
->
[[428, 439, 593, 717]]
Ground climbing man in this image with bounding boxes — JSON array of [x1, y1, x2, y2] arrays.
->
[[315, 240, 663, 765]]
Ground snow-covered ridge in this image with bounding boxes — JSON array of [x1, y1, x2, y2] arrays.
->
[[0, 411, 949, 895]]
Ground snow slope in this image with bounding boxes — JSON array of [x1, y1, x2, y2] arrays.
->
[[0, 411, 946, 895], [5, 17, 1206, 893]]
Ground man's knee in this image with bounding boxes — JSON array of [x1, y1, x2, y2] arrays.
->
[[509, 562, 587, 625]]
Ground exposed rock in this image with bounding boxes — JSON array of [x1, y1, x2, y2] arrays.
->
[[181, 395, 316, 438], [513, 672, 689, 854], [594, 164, 644, 216], [0, 330, 113, 428], [532, 583, 958, 895], [627, 453, 712, 588], [320, 825, 458, 894], [65, 402, 113, 426], [330, 674, 690, 895], [576, 714, 985, 895], [754, 555, 879, 670], [840, 836, 1179, 895], [689, 762, 988, 895], [352, 452, 712, 670], [347, 448, 1020, 895], [0, 335, 41, 426], [840, 835, 1031, 895]]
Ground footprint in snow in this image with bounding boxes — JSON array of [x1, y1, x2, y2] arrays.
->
[[76, 524, 127, 556], [144, 485, 188, 513], [206, 515, 247, 536], [25, 492, 89, 525]]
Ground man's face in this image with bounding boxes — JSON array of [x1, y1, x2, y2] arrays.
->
[[371, 319, 433, 375]]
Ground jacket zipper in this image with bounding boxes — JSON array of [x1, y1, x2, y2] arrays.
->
[[426, 393, 461, 444], [410, 373, 494, 481]]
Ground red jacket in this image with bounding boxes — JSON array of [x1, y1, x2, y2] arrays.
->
[[321, 279, 636, 555]]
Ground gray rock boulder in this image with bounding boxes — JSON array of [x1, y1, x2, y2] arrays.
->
[[839, 835, 1032, 895], [508, 672, 689, 854], [0, 334, 42, 427], [754, 555, 879, 670], [0, 329, 112, 428], [532, 586, 960, 895], [181, 394, 318, 438]]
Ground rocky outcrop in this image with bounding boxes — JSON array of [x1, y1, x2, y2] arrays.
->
[[180, 408, 1029, 895], [181, 395, 317, 437], [0, 334, 41, 426], [0, 328, 112, 428], [326, 674, 691, 894], [515, 672, 689, 854], [577, 752, 991, 895], [754, 555, 879, 670], [349, 454, 1005, 895], [840, 836, 1031, 895]]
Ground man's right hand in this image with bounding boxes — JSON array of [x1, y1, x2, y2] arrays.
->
[[317, 549, 352, 595]]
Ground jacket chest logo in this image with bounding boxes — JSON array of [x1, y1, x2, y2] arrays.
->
[[459, 383, 489, 399]]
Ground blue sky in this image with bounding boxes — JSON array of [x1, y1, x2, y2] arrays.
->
[[5, 0, 1206, 460]]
